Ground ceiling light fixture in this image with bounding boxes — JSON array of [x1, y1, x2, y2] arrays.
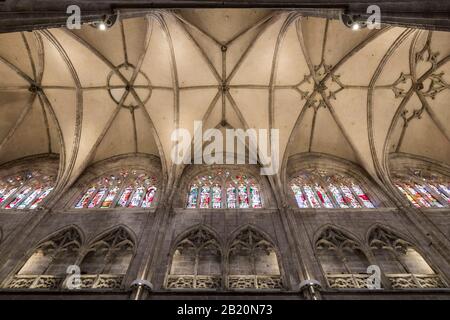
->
[[90, 13, 118, 31], [98, 22, 107, 31], [340, 13, 366, 31], [352, 23, 361, 31]]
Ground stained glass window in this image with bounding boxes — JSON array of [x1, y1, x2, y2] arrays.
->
[[117, 186, 133, 207], [226, 185, 237, 208], [101, 186, 120, 208], [141, 186, 157, 208], [314, 183, 334, 208], [352, 184, 375, 208], [5, 186, 33, 209], [237, 184, 249, 208], [291, 184, 308, 208], [200, 185, 211, 208], [187, 185, 199, 208], [0, 170, 55, 210], [88, 187, 107, 208], [212, 185, 222, 208], [29, 187, 54, 209], [249, 184, 262, 208], [340, 185, 361, 208], [74, 170, 158, 209], [393, 169, 449, 208], [129, 187, 145, 208], [304, 185, 321, 208], [290, 169, 376, 209], [186, 170, 263, 209]]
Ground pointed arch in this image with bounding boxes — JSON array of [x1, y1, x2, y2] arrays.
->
[[313, 224, 363, 247], [6, 226, 82, 289], [64, 154, 160, 210], [166, 225, 222, 289], [183, 166, 266, 209], [389, 154, 450, 208], [38, 29, 82, 200], [0, 155, 58, 210], [0, 31, 65, 190], [227, 225, 283, 290], [367, 225, 446, 289], [78, 225, 135, 288], [87, 224, 137, 249], [314, 225, 370, 289], [287, 153, 388, 209]]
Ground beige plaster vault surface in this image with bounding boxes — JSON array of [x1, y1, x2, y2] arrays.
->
[[0, 9, 449, 190]]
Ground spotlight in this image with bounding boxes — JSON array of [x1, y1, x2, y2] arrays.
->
[[90, 13, 118, 31], [98, 22, 107, 31], [340, 13, 366, 30], [352, 23, 361, 31]]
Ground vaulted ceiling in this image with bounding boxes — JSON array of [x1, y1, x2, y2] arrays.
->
[[0, 9, 449, 194]]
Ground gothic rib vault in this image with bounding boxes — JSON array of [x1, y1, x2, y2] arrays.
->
[[0, 9, 449, 208]]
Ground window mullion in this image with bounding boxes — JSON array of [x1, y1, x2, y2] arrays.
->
[[113, 185, 126, 208], [41, 247, 60, 275], [127, 188, 138, 208], [222, 180, 226, 209], [194, 248, 200, 289], [124, 187, 135, 208], [196, 184, 201, 208], [300, 174, 319, 208], [250, 247, 257, 288], [389, 246, 410, 275], [13, 182, 35, 209], [2, 185, 25, 209], [310, 174, 324, 208], [438, 183, 450, 198], [96, 187, 109, 208], [327, 174, 347, 208], [137, 184, 146, 208], [334, 184, 347, 208], [336, 246, 359, 287], [429, 183, 449, 206], [209, 184, 213, 209], [389, 244, 423, 287], [419, 178, 448, 207], [124, 174, 137, 207], [0, 187, 13, 208], [337, 247, 353, 275], [109, 181, 122, 208], [85, 187, 99, 208], [115, 175, 132, 208], [410, 176, 437, 206], [317, 174, 338, 208], [23, 188, 45, 210], [234, 183, 238, 208], [410, 273, 422, 287], [101, 249, 114, 275], [350, 184, 366, 208], [401, 182, 421, 206], [298, 185, 309, 208], [247, 182, 252, 208]]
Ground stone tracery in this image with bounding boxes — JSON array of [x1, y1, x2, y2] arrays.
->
[[186, 170, 262, 209], [7, 226, 135, 290], [0, 9, 448, 299], [368, 226, 445, 289], [315, 227, 370, 289], [290, 169, 375, 209]]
